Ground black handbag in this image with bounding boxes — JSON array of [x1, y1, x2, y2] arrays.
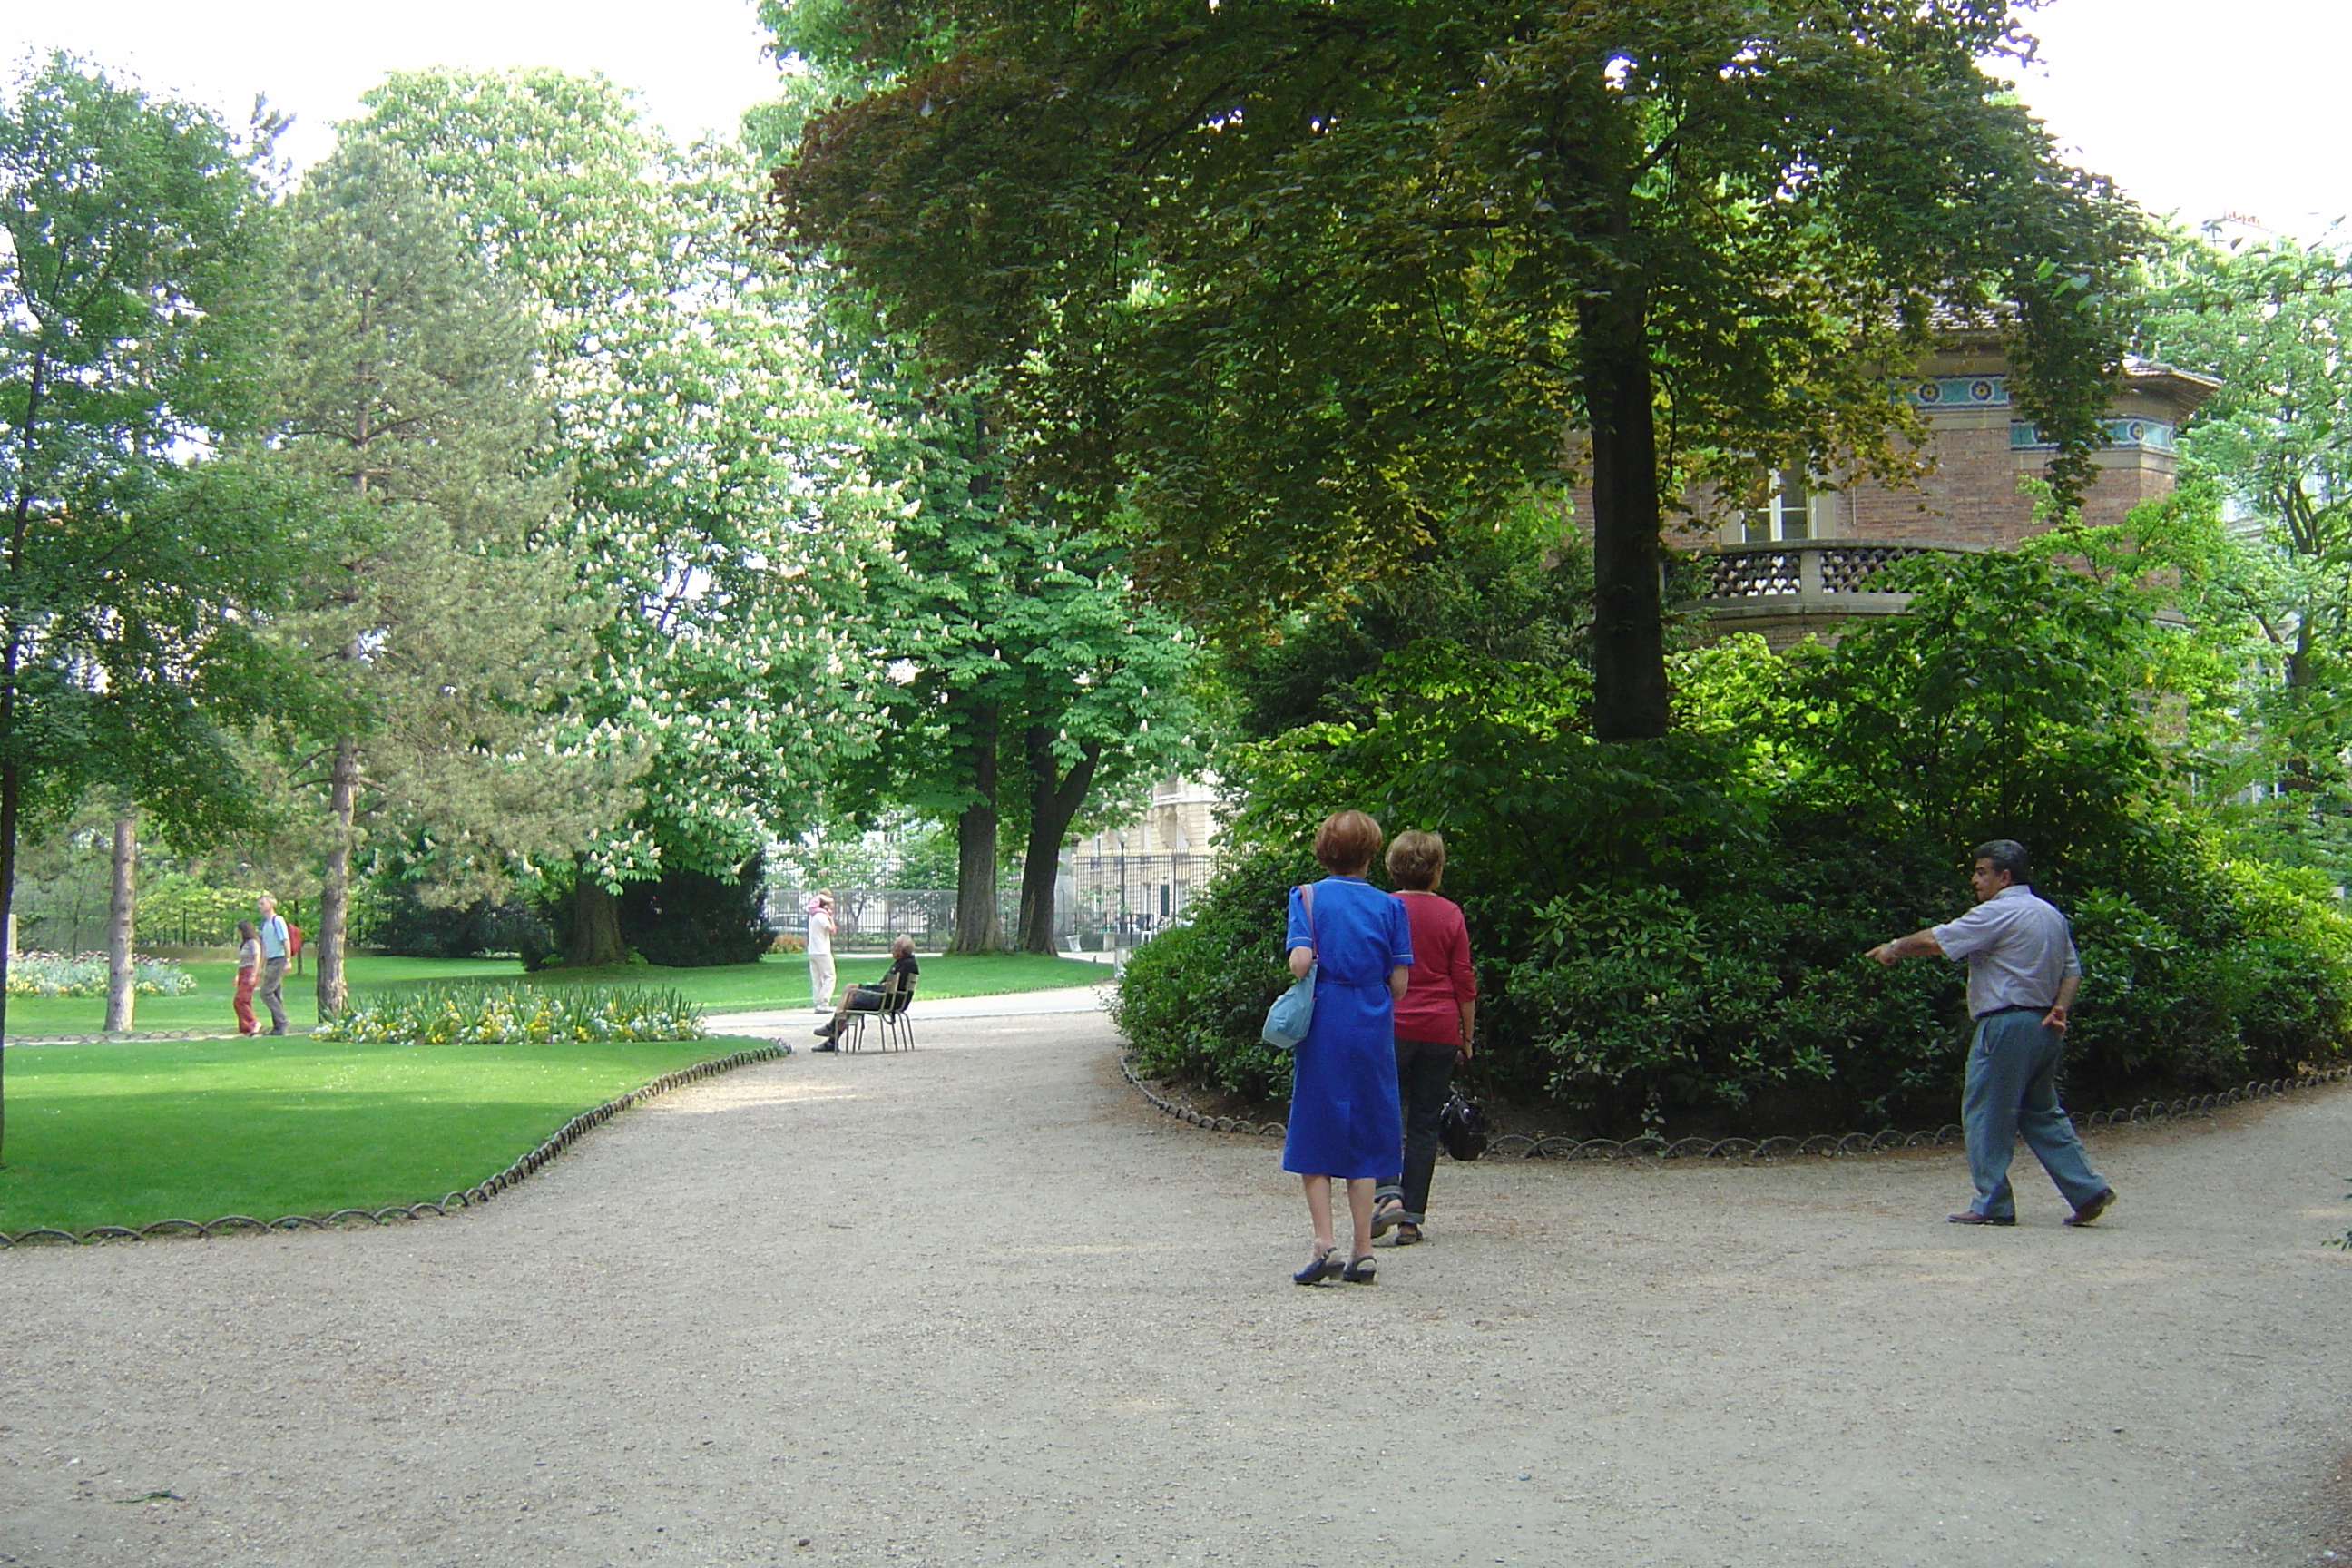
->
[[1438, 1088, 1490, 1161]]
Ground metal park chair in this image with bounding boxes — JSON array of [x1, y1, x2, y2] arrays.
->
[[841, 968, 916, 1054]]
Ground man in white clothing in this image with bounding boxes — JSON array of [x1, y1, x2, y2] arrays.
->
[[805, 893, 837, 1014]]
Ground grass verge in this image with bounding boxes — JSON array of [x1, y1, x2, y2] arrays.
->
[[0, 1034, 771, 1234], [2, 950, 1106, 1037]]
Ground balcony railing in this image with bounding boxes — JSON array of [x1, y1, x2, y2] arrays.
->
[[1696, 541, 1958, 610]]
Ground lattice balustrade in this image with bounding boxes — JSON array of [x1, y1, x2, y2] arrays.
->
[[1818, 544, 1927, 594], [1701, 549, 1803, 599]]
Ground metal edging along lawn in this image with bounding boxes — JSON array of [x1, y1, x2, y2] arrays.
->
[[0, 1044, 789, 1248], [1119, 1054, 2352, 1160]]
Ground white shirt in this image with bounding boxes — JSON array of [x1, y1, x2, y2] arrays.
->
[[806, 909, 833, 957], [1932, 884, 2080, 1018]]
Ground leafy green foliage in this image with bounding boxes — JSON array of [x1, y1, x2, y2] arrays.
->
[[1120, 553, 2352, 1132], [2136, 230, 2352, 872], [1109, 843, 1312, 1103], [767, 0, 2147, 738], [312, 983, 705, 1044], [0, 56, 309, 840], [351, 70, 896, 900], [618, 858, 771, 969]]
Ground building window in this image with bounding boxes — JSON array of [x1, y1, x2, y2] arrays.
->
[[1744, 472, 1815, 544]]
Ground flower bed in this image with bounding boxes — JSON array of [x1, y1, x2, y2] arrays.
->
[[5, 952, 197, 998], [312, 984, 705, 1044]]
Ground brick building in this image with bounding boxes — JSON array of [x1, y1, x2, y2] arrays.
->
[[1607, 331, 2220, 644]]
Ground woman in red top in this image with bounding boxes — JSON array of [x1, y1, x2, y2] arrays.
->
[[1372, 830, 1476, 1245]]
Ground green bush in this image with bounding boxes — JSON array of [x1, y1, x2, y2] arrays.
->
[[312, 984, 705, 1044], [1110, 844, 1311, 1102], [1117, 550, 2352, 1133], [619, 858, 769, 968]]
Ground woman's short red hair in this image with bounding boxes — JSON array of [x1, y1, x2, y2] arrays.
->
[[1313, 810, 1384, 875]]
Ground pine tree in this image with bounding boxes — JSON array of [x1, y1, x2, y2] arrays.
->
[[268, 135, 633, 1014]]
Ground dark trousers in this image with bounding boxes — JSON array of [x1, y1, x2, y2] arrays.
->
[[1377, 1038, 1457, 1224]]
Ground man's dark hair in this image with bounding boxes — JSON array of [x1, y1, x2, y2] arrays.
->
[[1973, 839, 2030, 883]]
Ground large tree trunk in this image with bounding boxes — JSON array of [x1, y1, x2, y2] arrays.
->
[[103, 811, 137, 1032], [1015, 728, 1101, 955], [1581, 287, 1671, 743], [948, 701, 1004, 953], [566, 877, 631, 967], [316, 733, 358, 1017]]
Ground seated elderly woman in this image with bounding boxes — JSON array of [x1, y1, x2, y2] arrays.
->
[[812, 935, 920, 1051]]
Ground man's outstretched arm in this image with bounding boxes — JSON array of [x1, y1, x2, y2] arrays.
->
[[1868, 930, 1944, 965]]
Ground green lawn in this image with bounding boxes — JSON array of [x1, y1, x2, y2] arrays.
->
[[2, 950, 1106, 1037], [0, 1034, 771, 1233]]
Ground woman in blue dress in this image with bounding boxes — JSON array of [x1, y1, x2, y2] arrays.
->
[[1284, 810, 1414, 1285]]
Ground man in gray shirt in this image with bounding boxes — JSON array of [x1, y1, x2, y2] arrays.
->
[[1869, 839, 2116, 1228]]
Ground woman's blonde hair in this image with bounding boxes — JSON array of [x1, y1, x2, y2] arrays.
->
[[1313, 810, 1384, 875], [1387, 829, 1446, 890]]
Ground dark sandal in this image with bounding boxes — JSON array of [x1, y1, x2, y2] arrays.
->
[[1293, 1245, 1343, 1286], [1370, 1199, 1406, 1238], [1342, 1255, 1377, 1284]]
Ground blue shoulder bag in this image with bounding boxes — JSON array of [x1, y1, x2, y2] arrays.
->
[[1261, 883, 1317, 1050]]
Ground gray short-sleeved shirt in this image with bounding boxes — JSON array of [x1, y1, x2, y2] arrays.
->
[[1932, 884, 2081, 1018]]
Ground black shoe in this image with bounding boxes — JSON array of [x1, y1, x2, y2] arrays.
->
[[1342, 1255, 1377, 1284], [812, 1040, 838, 1053], [1292, 1246, 1343, 1286], [813, 1024, 836, 1038], [1947, 1210, 2016, 1226], [2063, 1188, 2117, 1227]]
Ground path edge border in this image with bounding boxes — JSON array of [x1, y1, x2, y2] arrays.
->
[[0, 1043, 789, 1249], [1119, 1053, 2352, 1161]]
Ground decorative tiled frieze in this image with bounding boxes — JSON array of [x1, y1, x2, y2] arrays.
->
[[2009, 417, 2176, 453], [1908, 375, 2009, 408]]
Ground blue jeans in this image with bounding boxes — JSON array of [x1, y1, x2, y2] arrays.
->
[[1962, 1008, 2107, 1220]]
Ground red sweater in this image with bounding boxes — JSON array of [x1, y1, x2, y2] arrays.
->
[[1393, 891, 1475, 1045]]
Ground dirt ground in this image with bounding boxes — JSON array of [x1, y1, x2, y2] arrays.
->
[[2, 1010, 2348, 1568]]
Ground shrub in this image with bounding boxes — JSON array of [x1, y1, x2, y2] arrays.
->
[[312, 985, 706, 1044], [1110, 844, 1312, 1102], [366, 885, 552, 960], [6, 952, 196, 998], [619, 857, 769, 967], [1119, 552, 2352, 1132]]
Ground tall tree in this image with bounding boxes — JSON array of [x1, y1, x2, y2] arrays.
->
[[824, 355, 1201, 953], [766, 0, 2144, 740], [0, 55, 309, 1155], [2140, 232, 2352, 805], [269, 134, 628, 1013], [351, 70, 892, 965]]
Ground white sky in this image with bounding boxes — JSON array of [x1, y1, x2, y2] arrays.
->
[[2, 0, 2343, 239]]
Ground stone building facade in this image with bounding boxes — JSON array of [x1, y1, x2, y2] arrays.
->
[[1066, 776, 1220, 939]]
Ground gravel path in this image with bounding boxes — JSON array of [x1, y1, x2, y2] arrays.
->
[[2, 1013, 2348, 1567]]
